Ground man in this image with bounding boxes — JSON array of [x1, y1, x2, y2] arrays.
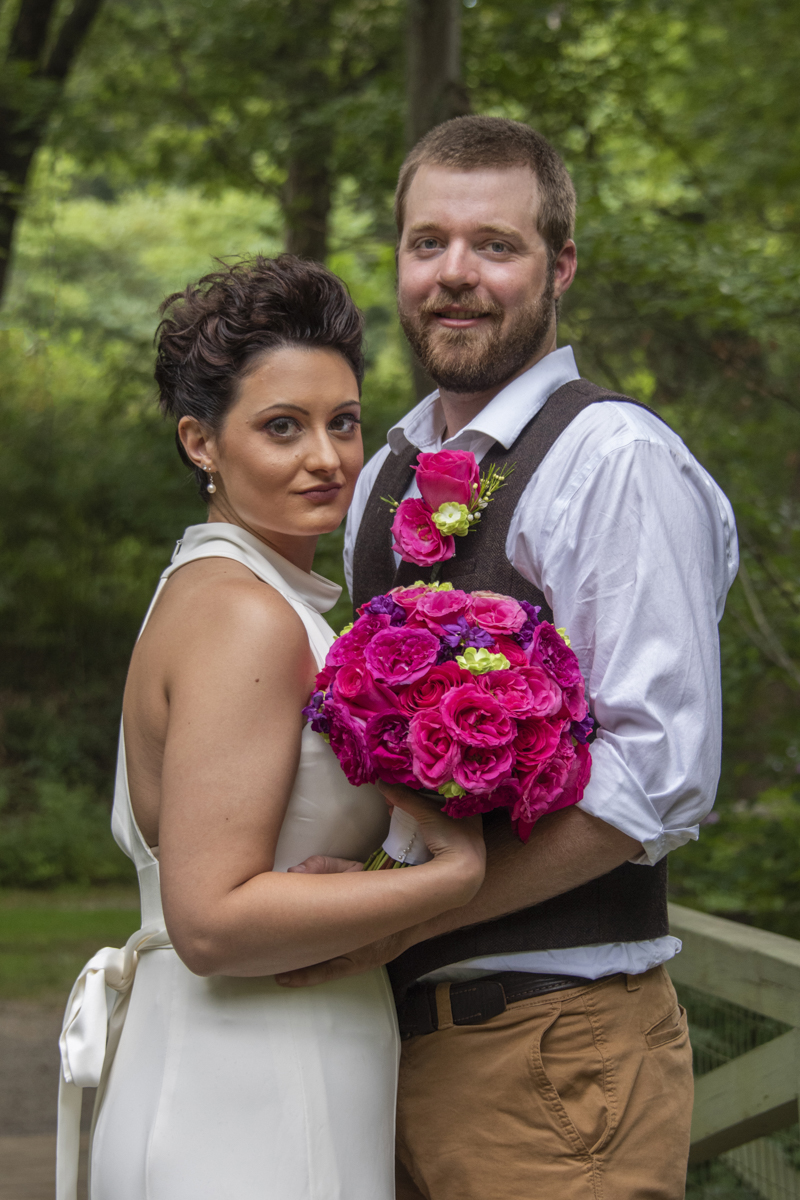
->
[[283, 116, 737, 1199]]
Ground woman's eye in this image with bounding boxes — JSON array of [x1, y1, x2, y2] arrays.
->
[[329, 413, 361, 434], [264, 417, 301, 438]]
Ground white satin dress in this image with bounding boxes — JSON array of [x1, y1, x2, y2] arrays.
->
[[56, 523, 399, 1200]]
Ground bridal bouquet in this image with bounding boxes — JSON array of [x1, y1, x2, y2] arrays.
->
[[303, 582, 593, 868]]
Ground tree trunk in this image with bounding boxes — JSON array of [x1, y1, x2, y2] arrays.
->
[[406, 0, 470, 150], [0, 0, 104, 304], [405, 0, 470, 398], [282, 132, 332, 262]]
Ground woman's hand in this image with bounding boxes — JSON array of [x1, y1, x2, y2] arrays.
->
[[377, 783, 486, 904]]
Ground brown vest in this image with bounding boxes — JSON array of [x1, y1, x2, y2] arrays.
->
[[352, 379, 669, 998]]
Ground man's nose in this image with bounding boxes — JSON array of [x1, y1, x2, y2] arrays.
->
[[436, 242, 480, 292]]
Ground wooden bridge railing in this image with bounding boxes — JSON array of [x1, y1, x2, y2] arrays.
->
[[667, 902, 800, 1168]]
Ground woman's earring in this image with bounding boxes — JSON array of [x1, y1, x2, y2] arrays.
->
[[203, 462, 216, 494]]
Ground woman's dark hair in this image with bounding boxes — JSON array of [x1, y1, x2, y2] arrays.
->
[[155, 254, 365, 498]]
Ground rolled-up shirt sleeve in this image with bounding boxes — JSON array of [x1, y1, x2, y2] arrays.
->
[[510, 418, 738, 864]]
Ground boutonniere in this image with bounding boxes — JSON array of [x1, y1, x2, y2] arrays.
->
[[384, 449, 514, 568]]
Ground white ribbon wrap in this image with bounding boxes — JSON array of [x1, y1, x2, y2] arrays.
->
[[56, 922, 172, 1200], [381, 806, 434, 866]]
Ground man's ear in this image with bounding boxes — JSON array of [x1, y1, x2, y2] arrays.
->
[[178, 416, 216, 471], [553, 240, 577, 300]]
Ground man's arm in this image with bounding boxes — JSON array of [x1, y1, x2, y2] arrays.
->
[[276, 801, 640, 987]]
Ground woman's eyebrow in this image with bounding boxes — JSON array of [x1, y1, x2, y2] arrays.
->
[[253, 399, 361, 418]]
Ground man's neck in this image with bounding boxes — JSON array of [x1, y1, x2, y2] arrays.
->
[[437, 337, 557, 439]]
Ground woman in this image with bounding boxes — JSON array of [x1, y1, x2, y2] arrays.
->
[[56, 255, 485, 1200]]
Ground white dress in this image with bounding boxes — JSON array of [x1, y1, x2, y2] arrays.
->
[[56, 523, 399, 1200]]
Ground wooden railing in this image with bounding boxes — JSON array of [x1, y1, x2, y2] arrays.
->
[[667, 903, 800, 1168]]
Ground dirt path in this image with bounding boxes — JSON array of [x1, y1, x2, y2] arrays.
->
[[0, 1002, 92, 1199]]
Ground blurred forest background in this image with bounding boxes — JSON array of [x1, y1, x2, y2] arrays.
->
[[1, 0, 799, 932]]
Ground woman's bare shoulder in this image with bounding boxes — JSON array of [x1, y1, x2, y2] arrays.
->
[[138, 557, 311, 675]]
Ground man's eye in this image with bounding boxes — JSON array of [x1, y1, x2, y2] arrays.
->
[[265, 417, 300, 437], [418, 238, 439, 250], [487, 241, 509, 254]]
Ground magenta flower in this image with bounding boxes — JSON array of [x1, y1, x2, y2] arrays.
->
[[388, 583, 431, 615], [531, 623, 584, 688], [469, 592, 526, 635], [478, 670, 538, 718], [408, 710, 460, 790], [453, 743, 515, 795], [440, 685, 515, 747], [332, 660, 398, 720], [328, 613, 390, 666], [365, 626, 441, 686], [397, 660, 467, 713], [517, 663, 564, 718], [325, 700, 376, 787], [441, 788, 501, 819], [491, 635, 529, 668], [415, 449, 480, 510], [365, 710, 417, 787], [391, 498, 454, 567], [513, 716, 566, 769], [410, 587, 471, 631]]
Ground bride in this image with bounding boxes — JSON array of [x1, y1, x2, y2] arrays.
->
[[56, 254, 485, 1200]]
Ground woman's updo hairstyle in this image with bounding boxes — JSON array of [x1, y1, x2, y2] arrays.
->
[[155, 254, 365, 498]]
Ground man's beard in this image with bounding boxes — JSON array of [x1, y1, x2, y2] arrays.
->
[[398, 273, 556, 394]]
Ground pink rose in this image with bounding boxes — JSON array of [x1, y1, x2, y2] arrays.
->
[[314, 663, 337, 691], [477, 671, 537, 718], [453, 743, 515, 795], [486, 776, 522, 811], [326, 700, 375, 787], [365, 710, 417, 787], [517, 664, 563, 718], [391, 499, 454, 567], [327, 613, 390, 666], [512, 740, 590, 841], [442, 788, 501, 819], [365, 626, 440, 686], [513, 716, 566, 769], [398, 661, 468, 713], [415, 449, 480, 510], [409, 587, 471, 631], [332, 661, 398, 720], [490, 635, 529, 668], [440, 685, 515, 747], [408, 710, 460, 790], [469, 594, 526, 635], [388, 584, 431, 617]]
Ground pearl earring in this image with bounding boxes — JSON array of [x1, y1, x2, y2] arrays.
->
[[203, 462, 216, 494]]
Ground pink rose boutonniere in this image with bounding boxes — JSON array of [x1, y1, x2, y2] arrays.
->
[[385, 449, 514, 568]]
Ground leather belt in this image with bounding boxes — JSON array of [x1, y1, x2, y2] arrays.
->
[[397, 971, 608, 1039]]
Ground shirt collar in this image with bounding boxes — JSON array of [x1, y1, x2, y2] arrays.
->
[[387, 346, 580, 454]]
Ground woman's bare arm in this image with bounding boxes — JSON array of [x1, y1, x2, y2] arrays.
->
[[151, 575, 485, 978]]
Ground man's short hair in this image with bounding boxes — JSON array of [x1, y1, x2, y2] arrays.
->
[[394, 116, 576, 262]]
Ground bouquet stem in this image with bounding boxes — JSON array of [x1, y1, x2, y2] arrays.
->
[[364, 805, 434, 871]]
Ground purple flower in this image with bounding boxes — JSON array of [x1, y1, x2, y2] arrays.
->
[[302, 690, 329, 735], [441, 616, 471, 648], [462, 625, 496, 650], [440, 618, 495, 651], [514, 603, 542, 651], [361, 594, 407, 626], [571, 713, 595, 744]]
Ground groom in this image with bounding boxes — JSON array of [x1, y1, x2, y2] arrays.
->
[[283, 116, 737, 1199]]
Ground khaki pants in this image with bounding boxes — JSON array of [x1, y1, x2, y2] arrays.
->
[[395, 966, 693, 1200]]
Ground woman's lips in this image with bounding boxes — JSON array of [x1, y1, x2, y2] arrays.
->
[[299, 484, 342, 503]]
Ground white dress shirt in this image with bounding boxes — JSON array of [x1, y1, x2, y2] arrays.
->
[[344, 346, 738, 981]]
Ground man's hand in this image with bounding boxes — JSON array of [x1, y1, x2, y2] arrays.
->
[[276, 932, 402, 987]]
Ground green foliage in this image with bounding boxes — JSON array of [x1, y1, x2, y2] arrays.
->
[[1, 0, 799, 919]]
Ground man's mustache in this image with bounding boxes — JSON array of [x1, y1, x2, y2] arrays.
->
[[416, 292, 504, 320]]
